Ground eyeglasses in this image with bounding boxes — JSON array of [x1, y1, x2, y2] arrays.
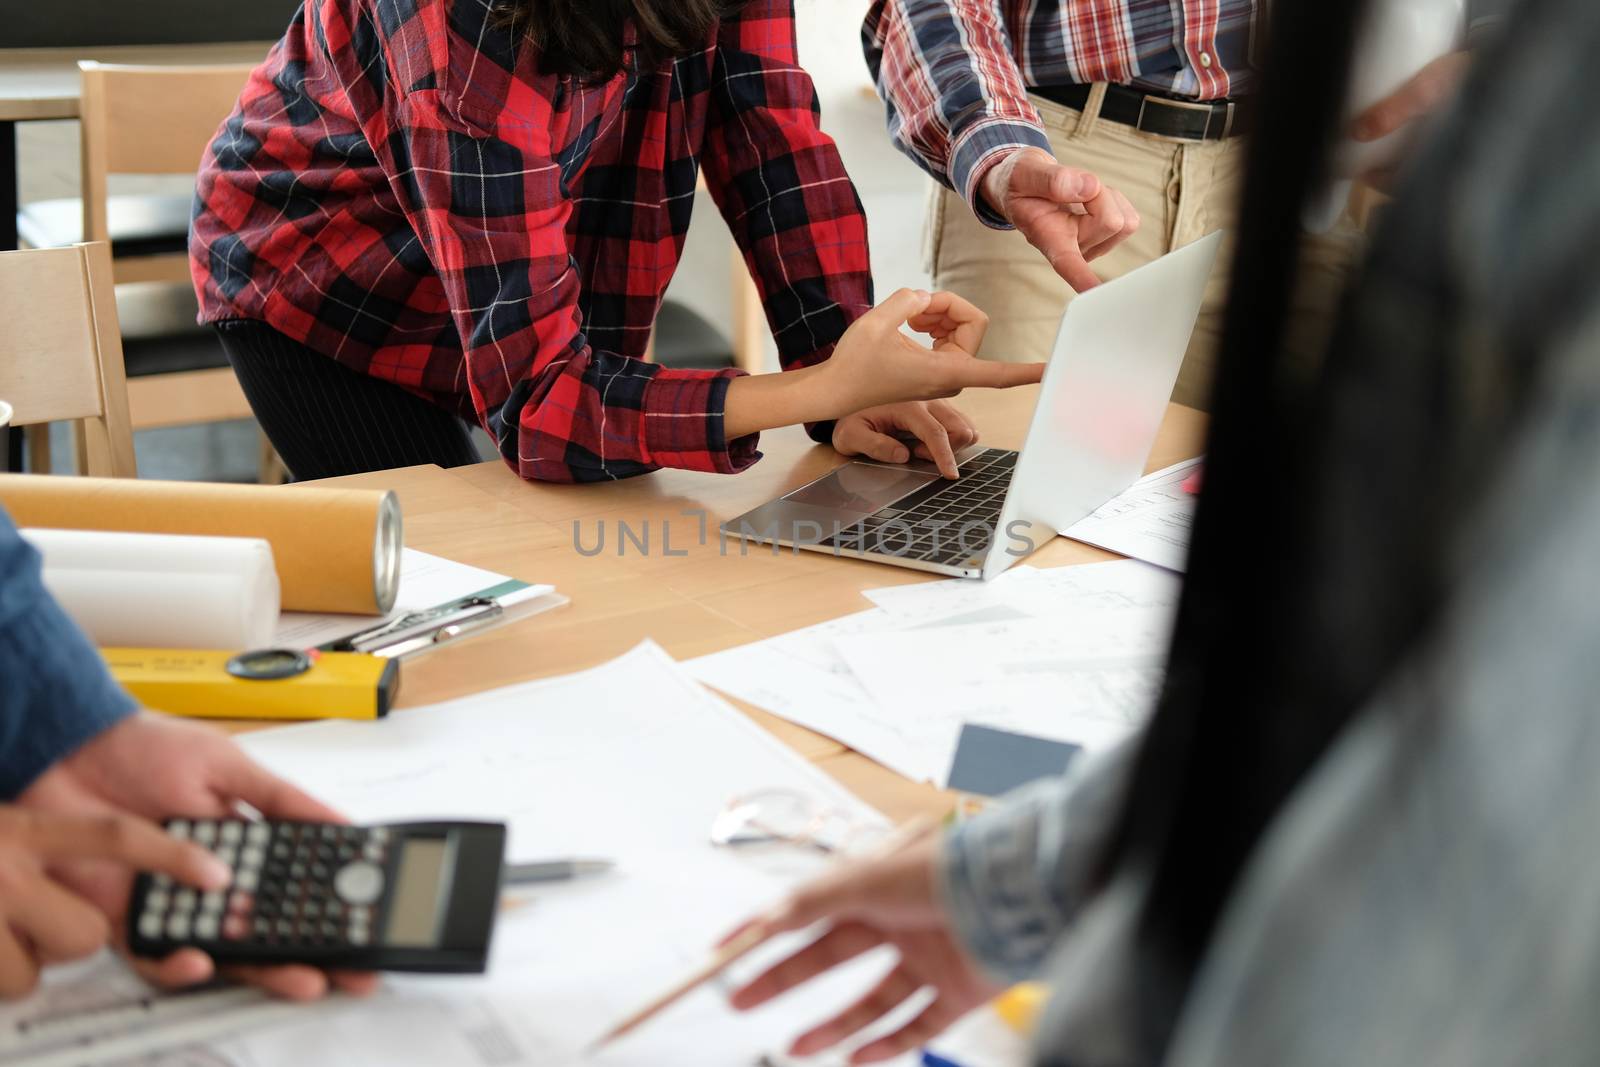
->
[[710, 788, 890, 856]]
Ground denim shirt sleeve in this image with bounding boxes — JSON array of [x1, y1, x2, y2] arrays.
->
[[0, 507, 134, 799], [937, 736, 1140, 985]]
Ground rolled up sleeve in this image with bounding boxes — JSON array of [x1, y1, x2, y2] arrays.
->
[[937, 738, 1139, 984]]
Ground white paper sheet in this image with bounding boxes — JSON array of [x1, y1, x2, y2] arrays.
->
[[232, 642, 946, 1065], [836, 611, 1171, 785], [863, 560, 1180, 625], [1062, 458, 1202, 572], [687, 594, 1050, 782], [272, 548, 545, 649], [686, 609, 927, 780], [694, 562, 1181, 784]]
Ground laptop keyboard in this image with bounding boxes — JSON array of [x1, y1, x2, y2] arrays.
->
[[820, 448, 1018, 568]]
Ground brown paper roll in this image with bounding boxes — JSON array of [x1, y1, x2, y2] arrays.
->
[[0, 475, 401, 615]]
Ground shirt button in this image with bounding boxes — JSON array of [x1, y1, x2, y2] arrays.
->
[[1199, 51, 1214, 68]]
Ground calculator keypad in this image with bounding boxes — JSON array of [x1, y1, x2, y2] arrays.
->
[[136, 820, 393, 954]]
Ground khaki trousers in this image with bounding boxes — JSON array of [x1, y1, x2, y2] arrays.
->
[[927, 90, 1365, 410]]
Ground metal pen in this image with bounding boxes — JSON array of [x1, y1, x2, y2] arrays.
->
[[501, 858, 615, 885]]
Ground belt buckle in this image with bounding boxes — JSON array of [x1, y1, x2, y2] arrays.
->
[[1134, 94, 1228, 144]]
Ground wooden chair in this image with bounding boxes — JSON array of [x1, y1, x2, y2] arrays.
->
[[16, 61, 281, 479], [644, 173, 766, 373], [0, 244, 137, 477]]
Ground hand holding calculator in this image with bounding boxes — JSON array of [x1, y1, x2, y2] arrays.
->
[[127, 818, 507, 973]]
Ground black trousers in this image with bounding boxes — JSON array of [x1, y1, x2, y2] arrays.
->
[[214, 320, 484, 481]]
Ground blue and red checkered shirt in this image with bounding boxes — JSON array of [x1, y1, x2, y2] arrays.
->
[[191, 0, 873, 483], [864, 0, 1260, 224]]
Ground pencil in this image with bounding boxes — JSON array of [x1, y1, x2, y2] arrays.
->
[[586, 923, 770, 1050], [587, 814, 941, 1052]]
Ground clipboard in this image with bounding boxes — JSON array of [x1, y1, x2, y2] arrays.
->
[[323, 579, 569, 659]]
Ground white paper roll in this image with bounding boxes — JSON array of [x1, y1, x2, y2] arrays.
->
[[22, 528, 281, 651]]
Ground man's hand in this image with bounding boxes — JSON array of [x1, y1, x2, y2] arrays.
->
[[980, 148, 1140, 293], [833, 401, 978, 480], [0, 807, 229, 998], [724, 831, 999, 1064], [18, 714, 378, 1000]]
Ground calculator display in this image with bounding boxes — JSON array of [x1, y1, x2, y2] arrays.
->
[[386, 837, 451, 947]]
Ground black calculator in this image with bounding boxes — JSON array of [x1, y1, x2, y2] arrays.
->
[[128, 818, 507, 973]]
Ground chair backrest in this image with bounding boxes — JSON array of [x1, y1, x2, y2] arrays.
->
[[0, 244, 138, 477], [79, 61, 256, 282]]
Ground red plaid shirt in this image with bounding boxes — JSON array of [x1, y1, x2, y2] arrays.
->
[[191, 0, 872, 483], [864, 0, 1260, 225]]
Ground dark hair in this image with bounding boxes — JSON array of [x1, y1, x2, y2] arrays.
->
[[1090, 0, 1376, 1056], [491, 0, 746, 82]]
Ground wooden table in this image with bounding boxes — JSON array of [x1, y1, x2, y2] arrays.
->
[[283, 388, 1207, 823]]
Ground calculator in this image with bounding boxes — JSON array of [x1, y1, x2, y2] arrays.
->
[[127, 818, 507, 973]]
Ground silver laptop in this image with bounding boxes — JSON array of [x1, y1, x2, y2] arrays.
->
[[723, 231, 1222, 580]]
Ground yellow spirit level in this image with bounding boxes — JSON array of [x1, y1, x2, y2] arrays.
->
[[102, 647, 399, 722]]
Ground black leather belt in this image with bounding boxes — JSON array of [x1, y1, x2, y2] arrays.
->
[[1031, 82, 1250, 142]]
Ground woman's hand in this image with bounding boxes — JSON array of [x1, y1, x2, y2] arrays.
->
[[0, 806, 229, 998], [832, 401, 978, 480], [19, 714, 378, 1000], [724, 831, 999, 1064], [722, 289, 1043, 440], [817, 289, 1041, 413]]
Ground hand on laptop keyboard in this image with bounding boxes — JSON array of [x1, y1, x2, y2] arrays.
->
[[832, 400, 977, 478]]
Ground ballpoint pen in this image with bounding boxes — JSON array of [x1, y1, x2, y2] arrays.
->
[[502, 858, 616, 885]]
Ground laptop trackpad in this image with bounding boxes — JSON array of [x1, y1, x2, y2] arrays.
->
[[785, 464, 937, 514]]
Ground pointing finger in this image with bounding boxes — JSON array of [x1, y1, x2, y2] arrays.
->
[[945, 358, 1047, 391], [902, 404, 958, 479], [927, 400, 979, 450]]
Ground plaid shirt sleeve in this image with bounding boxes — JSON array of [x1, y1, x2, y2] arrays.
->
[[376, 86, 754, 485], [700, 0, 875, 445], [863, 0, 1052, 228]]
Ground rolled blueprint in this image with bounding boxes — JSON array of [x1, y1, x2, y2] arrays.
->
[[23, 528, 280, 650], [0, 475, 401, 614]]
